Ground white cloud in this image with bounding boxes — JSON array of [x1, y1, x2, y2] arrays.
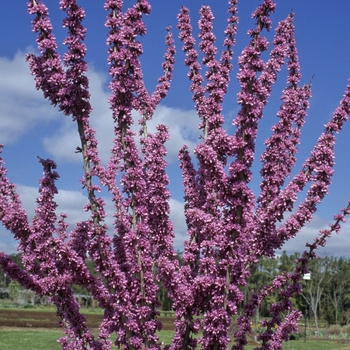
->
[[43, 66, 200, 164], [278, 214, 350, 257], [0, 185, 108, 254], [0, 51, 200, 164], [43, 120, 81, 163], [0, 50, 58, 144], [43, 66, 112, 163], [169, 198, 188, 251], [16, 185, 90, 225], [134, 105, 199, 162]]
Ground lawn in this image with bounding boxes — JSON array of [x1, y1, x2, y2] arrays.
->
[[0, 308, 350, 349], [0, 328, 62, 350], [0, 328, 350, 350]]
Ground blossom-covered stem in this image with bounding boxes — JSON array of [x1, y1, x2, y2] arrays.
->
[[178, 147, 201, 270], [139, 25, 177, 269], [141, 124, 179, 348], [257, 13, 308, 208], [0, 252, 43, 294], [104, 1, 175, 348], [177, 6, 205, 281], [27, 0, 102, 262], [254, 15, 313, 257], [228, 0, 277, 230], [26, 0, 66, 104], [233, 0, 276, 169], [220, 0, 238, 92], [142, 26, 176, 262], [198, 4, 221, 140], [177, 6, 205, 123], [34, 159, 99, 348], [142, 125, 174, 258], [151, 26, 176, 106], [24, 158, 59, 275], [264, 78, 350, 251], [105, 0, 148, 344], [59, 0, 105, 232], [0, 146, 30, 243]]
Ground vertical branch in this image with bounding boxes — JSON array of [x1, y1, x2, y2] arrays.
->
[[254, 13, 313, 256], [145, 26, 176, 260], [26, 0, 66, 104], [26, 1, 125, 348], [228, 0, 276, 226], [151, 26, 176, 106], [105, 2, 146, 346], [177, 2, 240, 349], [32, 157, 98, 348], [257, 13, 309, 208], [59, 4, 131, 348], [105, 0, 176, 348]]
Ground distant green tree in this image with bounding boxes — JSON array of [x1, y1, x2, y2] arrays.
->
[[301, 257, 333, 333], [8, 280, 20, 302], [322, 257, 350, 324]]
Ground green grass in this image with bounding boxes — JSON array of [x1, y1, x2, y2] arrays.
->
[[0, 306, 104, 315], [158, 330, 175, 344], [245, 340, 349, 350], [0, 329, 62, 350], [0, 329, 350, 350], [0, 329, 175, 349], [0, 307, 348, 349]]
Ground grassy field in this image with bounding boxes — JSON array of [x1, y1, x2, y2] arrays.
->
[[1, 307, 350, 349], [0, 328, 350, 350], [0, 328, 62, 350]]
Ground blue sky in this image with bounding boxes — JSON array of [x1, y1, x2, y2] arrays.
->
[[1, 1, 350, 257]]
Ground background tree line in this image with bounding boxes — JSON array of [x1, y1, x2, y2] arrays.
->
[[243, 252, 350, 329], [1, 251, 350, 327]]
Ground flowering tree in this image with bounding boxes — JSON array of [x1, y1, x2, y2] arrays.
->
[[0, 0, 350, 349]]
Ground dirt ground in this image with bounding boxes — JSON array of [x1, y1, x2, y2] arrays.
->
[[0, 309, 99, 328], [0, 309, 175, 330]]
